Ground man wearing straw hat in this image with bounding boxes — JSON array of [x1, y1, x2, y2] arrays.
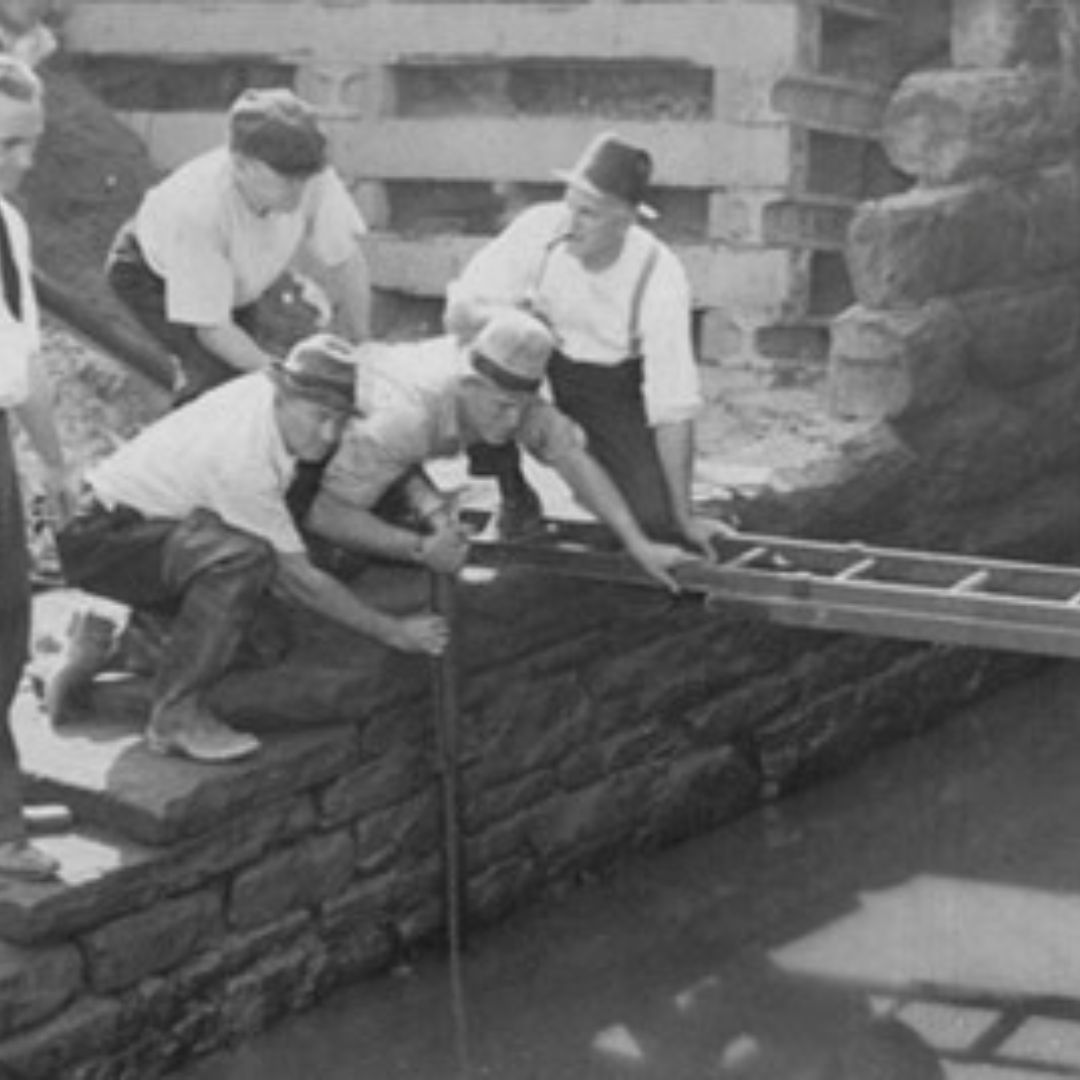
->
[[306, 308, 689, 591], [445, 132, 733, 554]]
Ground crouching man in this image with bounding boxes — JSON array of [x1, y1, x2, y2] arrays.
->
[[305, 308, 691, 589], [55, 333, 448, 765]]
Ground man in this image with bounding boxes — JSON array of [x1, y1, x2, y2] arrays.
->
[[105, 86, 371, 404], [445, 132, 731, 554], [0, 57, 74, 879], [0, 0, 56, 68], [55, 334, 448, 765], [305, 309, 690, 591]]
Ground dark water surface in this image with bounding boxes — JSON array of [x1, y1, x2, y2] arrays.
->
[[178, 661, 1080, 1080]]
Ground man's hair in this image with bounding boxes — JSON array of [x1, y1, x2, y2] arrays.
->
[[0, 55, 40, 105]]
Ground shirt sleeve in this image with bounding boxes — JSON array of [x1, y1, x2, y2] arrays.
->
[[160, 211, 236, 327], [304, 170, 368, 268], [447, 204, 557, 310], [319, 417, 425, 513], [0, 205, 38, 409], [517, 400, 587, 467], [638, 247, 704, 427]]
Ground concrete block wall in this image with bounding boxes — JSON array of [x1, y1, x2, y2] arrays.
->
[[62, 0, 906, 371]]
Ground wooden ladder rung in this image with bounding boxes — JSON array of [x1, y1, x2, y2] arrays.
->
[[834, 557, 876, 582], [950, 569, 991, 594], [722, 545, 771, 570]]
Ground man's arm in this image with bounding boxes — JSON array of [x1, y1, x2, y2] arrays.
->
[[273, 549, 448, 655], [655, 419, 737, 556], [553, 446, 689, 590], [12, 356, 75, 524], [195, 321, 279, 373], [307, 487, 469, 576], [320, 249, 372, 343]]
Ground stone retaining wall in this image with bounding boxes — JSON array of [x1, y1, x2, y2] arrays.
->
[[0, 562, 1044, 1078]]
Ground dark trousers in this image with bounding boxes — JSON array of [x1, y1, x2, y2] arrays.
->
[[0, 414, 29, 842], [469, 353, 676, 538], [57, 499, 276, 711], [105, 222, 258, 406]]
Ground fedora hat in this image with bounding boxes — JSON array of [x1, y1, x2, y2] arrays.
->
[[229, 88, 327, 178], [554, 132, 657, 220], [269, 332, 359, 415], [469, 309, 555, 394]]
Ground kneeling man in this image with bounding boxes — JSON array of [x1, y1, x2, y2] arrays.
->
[[306, 309, 690, 589], [56, 334, 448, 764]]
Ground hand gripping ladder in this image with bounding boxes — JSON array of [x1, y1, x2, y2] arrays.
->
[[468, 522, 1080, 659]]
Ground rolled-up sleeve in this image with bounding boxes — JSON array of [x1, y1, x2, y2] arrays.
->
[[638, 249, 703, 427], [305, 171, 368, 268]]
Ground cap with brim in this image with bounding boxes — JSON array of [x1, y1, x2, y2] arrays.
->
[[269, 332, 360, 416], [554, 131, 657, 220], [229, 88, 327, 178]]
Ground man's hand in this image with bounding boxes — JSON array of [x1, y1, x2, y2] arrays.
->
[[680, 514, 739, 561], [417, 517, 472, 576], [385, 614, 450, 656], [625, 539, 698, 593], [39, 462, 78, 529]]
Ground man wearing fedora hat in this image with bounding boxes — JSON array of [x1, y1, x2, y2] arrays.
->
[[53, 333, 449, 764], [105, 86, 372, 406], [303, 309, 690, 591], [445, 132, 733, 555]]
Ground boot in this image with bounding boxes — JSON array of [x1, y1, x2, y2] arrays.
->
[[42, 610, 117, 725], [146, 524, 274, 764]]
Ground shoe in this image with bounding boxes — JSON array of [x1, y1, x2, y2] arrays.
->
[[43, 610, 117, 724], [146, 708, 261, 765], [0, 839, 59, 882], [496, 485, 545, 541]]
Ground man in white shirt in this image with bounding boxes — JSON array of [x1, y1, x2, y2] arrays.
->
[[445, 132, 732, 554], [0, 57, 74, 880], [56, 334, 448, 765], [106, 87, 371, 404], [307, 309, 690, 591]]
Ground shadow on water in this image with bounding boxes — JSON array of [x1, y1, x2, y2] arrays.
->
[[178, 660, 1080, 1080]]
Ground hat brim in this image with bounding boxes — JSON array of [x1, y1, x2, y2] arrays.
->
[[553, 168, 658, 221]]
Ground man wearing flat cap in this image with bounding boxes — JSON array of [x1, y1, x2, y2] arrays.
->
[[106, 87, 372, 404], [445, 132, 733, 555], [53, 334, 448, 765], [304, 308, 690, 590]]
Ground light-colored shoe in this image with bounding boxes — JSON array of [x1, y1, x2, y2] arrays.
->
[[0, 840, 59, 882], [145, 710, 260, 765]]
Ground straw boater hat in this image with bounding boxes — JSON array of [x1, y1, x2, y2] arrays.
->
[[270, 332, 360, 415], [469, 309, 555, 394], [228, 88, 327, 177], [554, 131, 657, 220]]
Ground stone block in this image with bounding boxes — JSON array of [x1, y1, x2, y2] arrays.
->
[[14, 696, 359, 845], [957, 276, 1080, 387], [0, 996, 122, 1080], [317, 743, 428, 826], [81, 889, 223, 993], [953, 0, 1062, 68], [229, 830, 355, 931], [847, 165, 1080, 307], [827, 301, 969, 421], [353, 790, 440, 875], [883, 68, 1076, 185], [0, 941, 83, 1039]]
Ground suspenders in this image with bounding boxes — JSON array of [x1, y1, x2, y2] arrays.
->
[[532, 227, 660, 358]]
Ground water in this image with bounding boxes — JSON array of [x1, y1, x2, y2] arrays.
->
[[179, 660, 1080, 1079]]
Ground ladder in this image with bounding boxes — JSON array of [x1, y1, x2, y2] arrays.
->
[[467, 521, 1080, 659]]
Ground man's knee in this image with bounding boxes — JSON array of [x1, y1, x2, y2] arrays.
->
[[162, 510, 276, 592]]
